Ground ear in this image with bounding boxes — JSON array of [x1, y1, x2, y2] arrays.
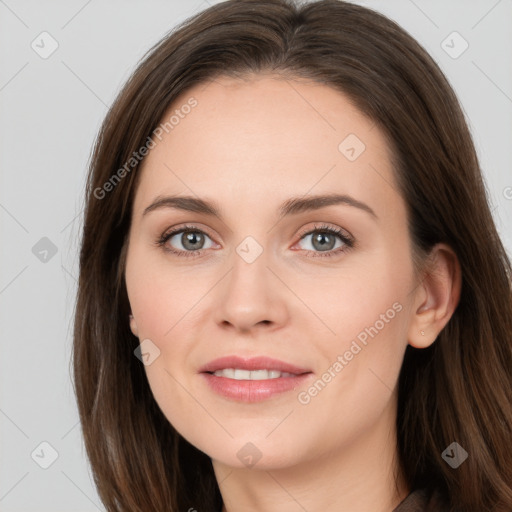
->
[[407, 243, 461, 349], [129, 313, 139, 337]]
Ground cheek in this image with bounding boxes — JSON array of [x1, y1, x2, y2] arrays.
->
[[125, 248, 202, 436], [125, 245, 202, 340], [295, 248, 412, 410], [297, 252, 410, 351], [290, 279, 409, 460]]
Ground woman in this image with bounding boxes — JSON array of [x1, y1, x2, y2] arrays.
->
[[72, 0, 512, 511]]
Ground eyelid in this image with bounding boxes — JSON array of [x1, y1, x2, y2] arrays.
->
[[296, 222, 353, 243], [292, 223, 354, 258], [158, 222, 215, 242], [156, 223, 218, 254]]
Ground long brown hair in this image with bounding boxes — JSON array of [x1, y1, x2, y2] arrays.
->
[[72, 0, 512, 510]]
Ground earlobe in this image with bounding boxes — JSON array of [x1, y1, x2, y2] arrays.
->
[[408, 309, 438, 349], [407, 243, 462, 349], [129, 313, 139, 337]]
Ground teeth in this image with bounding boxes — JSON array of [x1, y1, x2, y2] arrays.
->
[[212, 368, 295, 380]]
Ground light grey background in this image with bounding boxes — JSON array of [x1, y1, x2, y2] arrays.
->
[[0, 0, 511, 510]]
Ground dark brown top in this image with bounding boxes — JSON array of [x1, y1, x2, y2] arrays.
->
[[393, 488, 448, 512], [217, 487, 448, 512]]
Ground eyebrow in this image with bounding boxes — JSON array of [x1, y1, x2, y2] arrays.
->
[[142, 193, 377, 220]]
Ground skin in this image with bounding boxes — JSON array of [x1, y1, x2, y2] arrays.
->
[[125, 74, 461, 512]]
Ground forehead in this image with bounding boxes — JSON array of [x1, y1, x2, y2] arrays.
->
[[133, 74, 399, 220]]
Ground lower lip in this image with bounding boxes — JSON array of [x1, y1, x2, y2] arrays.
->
[[201, 372, 313, 402]]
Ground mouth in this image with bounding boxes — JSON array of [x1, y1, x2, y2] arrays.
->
[[199, 356, 314, 402], [208, 368, 298, 379]]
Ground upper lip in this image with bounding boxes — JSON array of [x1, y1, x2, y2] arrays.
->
[[199, 356, 312, 375]]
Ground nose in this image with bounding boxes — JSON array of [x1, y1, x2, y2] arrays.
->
[[214, 241, 289, 334]]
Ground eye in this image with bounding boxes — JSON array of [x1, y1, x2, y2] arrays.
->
[[156, 222, 355, 259], [156, 224, 216, 258], [294, 223, 354, 258]]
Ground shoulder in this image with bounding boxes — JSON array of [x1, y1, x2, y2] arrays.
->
[[393, 487, 450, 512]]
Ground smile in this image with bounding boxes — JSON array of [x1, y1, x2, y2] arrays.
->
[[199, 355, 314, 402], [211, 369, 296, 380]]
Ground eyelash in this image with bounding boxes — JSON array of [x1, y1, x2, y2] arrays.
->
[[155, 223, 355, 259]]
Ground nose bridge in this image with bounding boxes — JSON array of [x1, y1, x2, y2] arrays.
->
[[228, 233, 271, 298], [235, 234, 266, 266]]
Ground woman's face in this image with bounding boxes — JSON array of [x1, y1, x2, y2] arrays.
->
[[125, 74, 421, 470]]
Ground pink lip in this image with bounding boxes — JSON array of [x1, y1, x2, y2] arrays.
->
[[199, 356, 313, 403], [199, 355, 311, 375]]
